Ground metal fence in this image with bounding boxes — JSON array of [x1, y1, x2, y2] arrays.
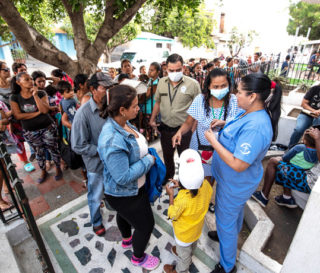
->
[[0, 142, 55, 273], [133, 60, 320, 142], [225, 60, 319, 92]]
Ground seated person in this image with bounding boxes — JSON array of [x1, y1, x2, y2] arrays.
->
[[288, 84, 320, 147], [252, 129, 319, 209]]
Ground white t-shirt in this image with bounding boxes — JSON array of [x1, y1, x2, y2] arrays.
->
[[135, 130, 149, 188]]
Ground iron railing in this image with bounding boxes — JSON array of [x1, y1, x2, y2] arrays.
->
[[0, 142, 55, 273]]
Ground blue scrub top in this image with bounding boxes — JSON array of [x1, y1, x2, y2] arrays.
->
[[212, 109, 273, 198]]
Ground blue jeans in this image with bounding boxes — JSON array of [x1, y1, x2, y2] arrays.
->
[[289, 113, 320, 147], [87, 172, 104, 227]]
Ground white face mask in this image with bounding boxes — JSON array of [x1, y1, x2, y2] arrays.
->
[[210, 87, 229, 100], [168, 71, 183, 82]]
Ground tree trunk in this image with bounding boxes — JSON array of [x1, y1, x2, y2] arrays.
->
[[103, 47, 112, 63], [0, 0, 147, 77]]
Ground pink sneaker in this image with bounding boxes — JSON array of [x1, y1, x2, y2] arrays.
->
[[122, 236, 132, 249], [131, 253, 160, 270]]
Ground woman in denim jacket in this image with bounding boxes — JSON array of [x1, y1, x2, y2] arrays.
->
[[98, 85, 160, 271]]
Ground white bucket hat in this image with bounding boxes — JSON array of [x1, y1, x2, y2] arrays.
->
[[178, 149, 204, 190]]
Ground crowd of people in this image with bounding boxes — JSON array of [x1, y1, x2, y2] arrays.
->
[[0, 50, 320, 273]]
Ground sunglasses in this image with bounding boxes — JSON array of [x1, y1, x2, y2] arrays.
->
[[0, 68, 10, 72]]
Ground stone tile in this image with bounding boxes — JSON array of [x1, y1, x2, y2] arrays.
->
[[69, 239, 80, 248], [58, 220, 79, 237], [79, 213, 89, 219], [95, 241, 104, 253], [104, 226, 122, 242], [89, 268, 105, 273], [152, 228, 162, 239], [29, 195, 50, 217], [69, 180, 86, 195], [107, 248, 116, 266], [74, 246, 91, 266], [85, 233, 94, 241], [37, 176, 66, 195]]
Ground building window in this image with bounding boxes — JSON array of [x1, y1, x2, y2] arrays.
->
[[156, 43, 162, 48]]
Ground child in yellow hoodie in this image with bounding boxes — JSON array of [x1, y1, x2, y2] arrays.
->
[[163, 149, 213, 273]]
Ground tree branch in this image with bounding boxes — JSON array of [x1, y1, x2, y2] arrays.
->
[[61, 0, 90, 59], [0, 0, 76, 73], [88, 0, 147, 62]]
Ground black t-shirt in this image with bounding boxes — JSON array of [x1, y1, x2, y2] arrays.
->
[[10, 91, 53, 131], [304, 86, 320, 110]]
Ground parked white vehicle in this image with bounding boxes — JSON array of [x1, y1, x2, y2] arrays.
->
[[98, 32, 174, 72], [99, 48, 170, 72]]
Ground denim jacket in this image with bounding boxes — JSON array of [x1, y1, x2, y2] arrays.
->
[[98, 118, 154, 197]]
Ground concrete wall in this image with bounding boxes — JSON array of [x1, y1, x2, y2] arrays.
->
[[281, 178, 320, 273]]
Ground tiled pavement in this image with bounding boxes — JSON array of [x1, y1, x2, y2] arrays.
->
[[11, 153, 87, 219], [6, 148, 251, 273], [38, 194, 251, 273]]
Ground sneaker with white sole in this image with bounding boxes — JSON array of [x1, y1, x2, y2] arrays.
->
[[252, 191, 269, 208], [274, 195, 298, 208], [131, 253, 160, 270]]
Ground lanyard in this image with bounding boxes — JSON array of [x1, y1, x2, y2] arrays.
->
[[168, 81, 182, 106], [211, 102, 224, 120]]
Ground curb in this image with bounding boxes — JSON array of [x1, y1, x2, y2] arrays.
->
[[239, 200, 282, 273]]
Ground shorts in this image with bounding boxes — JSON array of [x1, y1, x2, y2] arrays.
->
[[275, 161, 311, 193]]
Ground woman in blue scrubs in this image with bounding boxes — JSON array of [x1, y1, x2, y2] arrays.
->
[[205, 73, 282, 273]]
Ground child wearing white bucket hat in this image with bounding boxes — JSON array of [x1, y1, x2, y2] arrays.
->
[[163, 149, 213, 273]]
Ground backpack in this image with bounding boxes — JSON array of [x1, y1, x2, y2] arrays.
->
[[145, 147, 166, 203]]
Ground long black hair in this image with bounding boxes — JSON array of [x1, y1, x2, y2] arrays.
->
[[240, 73, 282, 141], [202, 68, 232, 120], [10, 72, 28, 94], [99, 85, 137, 119]]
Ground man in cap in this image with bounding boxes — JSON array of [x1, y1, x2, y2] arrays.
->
[[71, 72, 113, 236]]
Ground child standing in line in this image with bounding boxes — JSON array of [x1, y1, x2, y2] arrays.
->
[[56, 81, 77, 129], [163, 149, 213, 273]]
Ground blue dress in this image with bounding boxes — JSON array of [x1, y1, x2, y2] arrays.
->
[[187, 93, 240, 176], [212, 109, 273, 272]]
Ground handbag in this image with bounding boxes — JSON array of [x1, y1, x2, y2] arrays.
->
[[196, 128, 214, 165]]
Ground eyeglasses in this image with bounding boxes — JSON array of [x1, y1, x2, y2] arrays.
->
[[0, 68, 10, 72]]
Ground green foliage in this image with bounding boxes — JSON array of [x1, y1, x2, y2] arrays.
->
[[0, 0, 65, 41], [143, 3, 215, 49], [61, 14, 140, 50], [287, 1, 320, 40], [227, 27, 258, 57]]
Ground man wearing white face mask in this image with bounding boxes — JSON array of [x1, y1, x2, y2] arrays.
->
[[150, 54, 201, 183]]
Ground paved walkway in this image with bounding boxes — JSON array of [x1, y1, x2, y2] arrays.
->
[[37, 195, 251, 273], [11, 153, 87, 219]]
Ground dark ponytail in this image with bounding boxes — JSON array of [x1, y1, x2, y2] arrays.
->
[[99, 85, 137, 119], [10, 72, 28, 94], [241, 73, 282, 141], [266, 83, 282, 140]]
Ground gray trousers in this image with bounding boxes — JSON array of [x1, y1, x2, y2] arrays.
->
[[176, 241, 198, 273]]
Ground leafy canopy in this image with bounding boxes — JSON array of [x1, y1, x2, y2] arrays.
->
[[287, 1, 320, 40], [143, 3, 215, 49]]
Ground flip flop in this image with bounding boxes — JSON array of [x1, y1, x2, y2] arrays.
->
[[24, 162, 35, 172]]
